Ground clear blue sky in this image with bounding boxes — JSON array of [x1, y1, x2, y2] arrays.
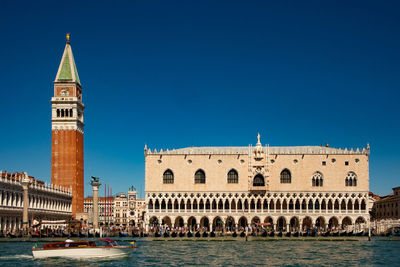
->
[[1, 1, 399, 197]]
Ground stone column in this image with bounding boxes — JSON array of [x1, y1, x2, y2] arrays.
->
[[90, 179, 102, 230], [21, 173, 30, 231]]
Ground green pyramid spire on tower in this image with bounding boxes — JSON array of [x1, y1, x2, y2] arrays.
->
[[55, 34, 81, 85]]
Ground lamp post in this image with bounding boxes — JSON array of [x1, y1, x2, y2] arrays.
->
[[90, 177, 101, 230]]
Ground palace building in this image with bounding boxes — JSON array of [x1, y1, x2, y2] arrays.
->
[[0, 171, 72, 233], [51, 34, 85, 217], [144, 135, 370, 232], [373, 187, 400, 220]]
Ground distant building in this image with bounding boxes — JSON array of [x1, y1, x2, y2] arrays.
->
[[0, 171, 72, 232], [114, 193, 128, 226], [83, 187, 145, 227], [113, 190, 146, 227], [145, 135, 370, 232], [127, 189, 146, 227], [84, 196, 114, 226], [373, 187, 400, 220]]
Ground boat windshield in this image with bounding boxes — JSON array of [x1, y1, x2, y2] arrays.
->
[[44, 241, 95, 249], [95, 239, 118, 247]]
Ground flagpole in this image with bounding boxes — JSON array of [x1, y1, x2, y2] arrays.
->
[[104, 183, 107, 227], [110, 186, 112, 226], [108, 184, 110, 226]]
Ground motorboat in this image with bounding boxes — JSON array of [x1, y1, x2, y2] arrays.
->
[[32, 239, 136, 259]]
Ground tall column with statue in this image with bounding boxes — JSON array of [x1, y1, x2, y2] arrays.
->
[[21, 172, 30, 233], [90, 177, 101, 230]]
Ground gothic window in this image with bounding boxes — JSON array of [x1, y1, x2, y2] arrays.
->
[[227, 169, 238, 184], [253, 174, 265, 186], [345, 172, 357, 187], [280, 169, 291, 183], [312, 172, 323, 187], [194, 169, 206, 184], [163, 169, 174, 184]]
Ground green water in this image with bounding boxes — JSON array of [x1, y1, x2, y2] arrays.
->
[[0, 238, 399, 266]]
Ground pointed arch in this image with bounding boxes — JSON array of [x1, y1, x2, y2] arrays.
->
[[308, 199, 313, 210], [237, 199, 243, 210], [295, 199, 300, 210], [334, 199, 339, 210], [205, 199, 211, 210], [328, 217, 339, 229], [250, 199, 255, 210], [321, 199, 327, 210], [224, 199, 230, 210], [244, 199, 249, 210], [354, 199, 360, 210], [283, 199, 288, 210], [199, 199, 204, 210], [327, 199, 333, 210], [218, 199, 223, 210], [301, 199, 306, 210], [227, 169, 239, 183], [148, 199, 153, 210], [277, 216, 286, 231], [256, 199, 262, 210], [263, 199, 269, 209], [280, 169, 291, 183], [341, 199, 346, 210], [175, 216, 184, 228], [312, 172, 323, 187], [314, 199, 320, 210], [347, 199, 352, 210], [253, 174, 265, 186], [276, 199, 281, 210], [361, 199, 366, 210], [195, 169, 206, 184], [270, 199, 275, 210], [163, 169, 174, 184], [289, 199, 294, 210], [212, 199, 217, 210], [231, 199, 236, 210], [345, 172, 357, 187]]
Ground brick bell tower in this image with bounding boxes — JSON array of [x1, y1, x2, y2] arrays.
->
[[51, 34, 84, 218]]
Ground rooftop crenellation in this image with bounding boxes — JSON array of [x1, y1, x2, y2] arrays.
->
[[145, 145, 369, 156]]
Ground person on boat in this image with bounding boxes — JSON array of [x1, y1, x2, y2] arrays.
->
[[65, 238, 73, 247]]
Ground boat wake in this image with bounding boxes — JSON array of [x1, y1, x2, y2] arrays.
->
[[0, 254, 33, 260]]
